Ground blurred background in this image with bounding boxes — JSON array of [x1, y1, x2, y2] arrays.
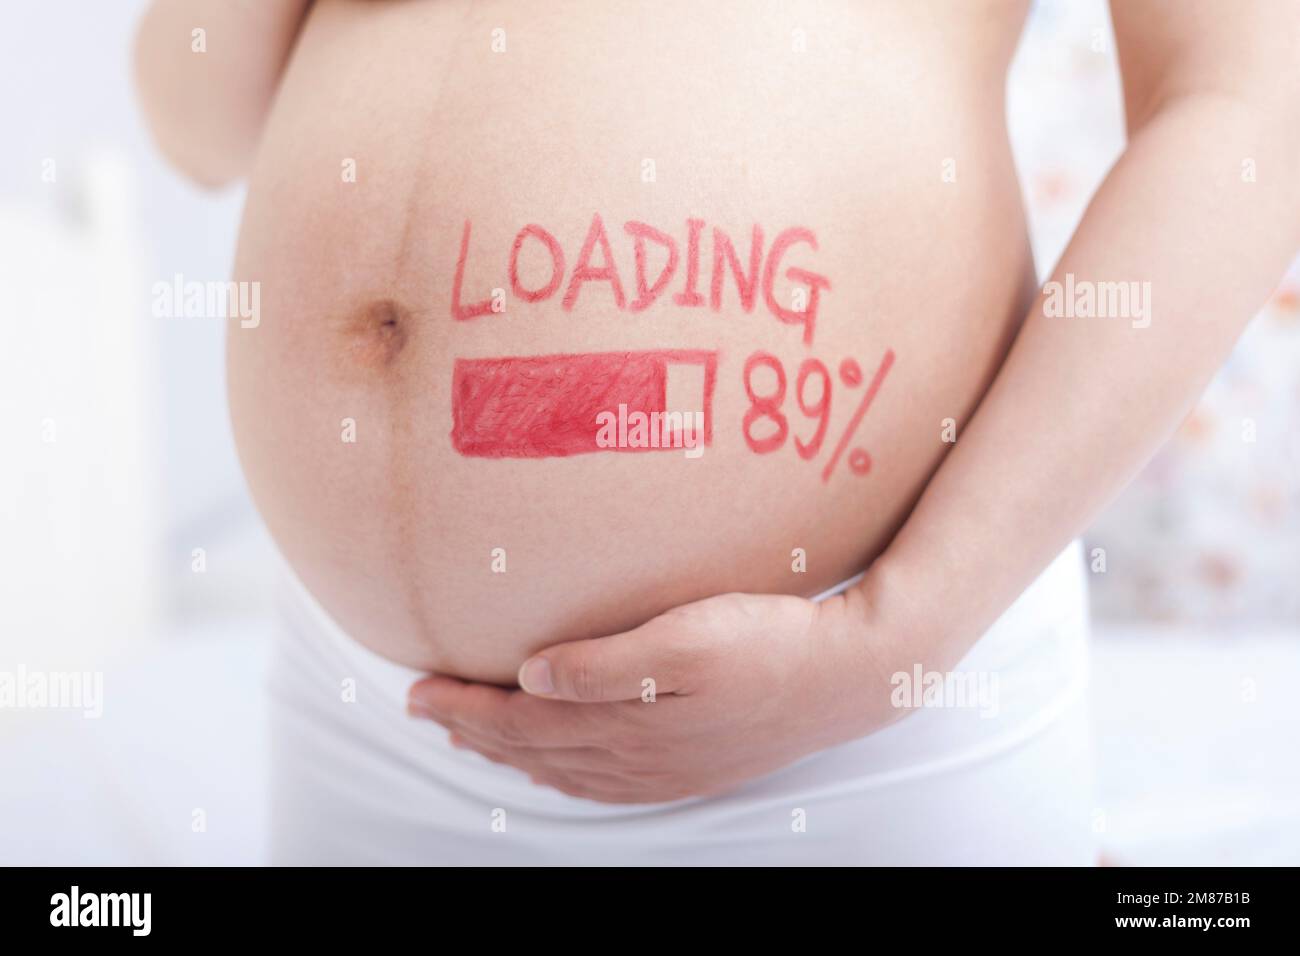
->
[[2, 0, 1297, 865]]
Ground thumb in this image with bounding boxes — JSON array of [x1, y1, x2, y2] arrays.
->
[[517, 617, 685, 702]]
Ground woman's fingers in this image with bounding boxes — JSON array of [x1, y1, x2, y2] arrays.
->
[[447, 728, 622, 775]]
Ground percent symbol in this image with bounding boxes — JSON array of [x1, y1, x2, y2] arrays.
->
[[820, 349, 895, 483]]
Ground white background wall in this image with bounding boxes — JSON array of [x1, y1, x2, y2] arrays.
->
[[1, 2, 269, 669], [2, 0, 248, 544]]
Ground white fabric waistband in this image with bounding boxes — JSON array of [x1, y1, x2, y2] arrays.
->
[[271, 541, 1089, 818]]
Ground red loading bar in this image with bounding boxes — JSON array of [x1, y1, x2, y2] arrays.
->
[[451, 350, 718, 459]]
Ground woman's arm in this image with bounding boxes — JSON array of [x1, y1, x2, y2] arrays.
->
[[854, 0, 1300, 665], [133, 0, 312, 187]]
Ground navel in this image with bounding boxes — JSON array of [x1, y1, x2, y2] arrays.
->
[[343, 297, 410, 370]]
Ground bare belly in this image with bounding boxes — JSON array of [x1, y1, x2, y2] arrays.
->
[[228, 0, 1035, 682]]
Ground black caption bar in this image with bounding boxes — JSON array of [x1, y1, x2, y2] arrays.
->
[[0, 866, 1285, 943]]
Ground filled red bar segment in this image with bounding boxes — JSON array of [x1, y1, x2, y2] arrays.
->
[[452, 350, 717, 458]]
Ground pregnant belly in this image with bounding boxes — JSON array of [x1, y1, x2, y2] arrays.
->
[[226, 0, 1034, 682]]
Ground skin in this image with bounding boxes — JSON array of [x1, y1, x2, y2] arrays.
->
[[137, 0, 1300, 804], [413, 0, 1300, 803], [408, 590, 896, 802], [133, 0, 312, 187], [149, 0, 1035, 682]]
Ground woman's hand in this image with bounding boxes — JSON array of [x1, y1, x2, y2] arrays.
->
[[407, 586, 904, 804]]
